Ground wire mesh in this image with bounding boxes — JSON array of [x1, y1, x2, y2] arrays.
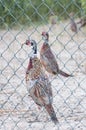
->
[[0, 0, 86, 130]]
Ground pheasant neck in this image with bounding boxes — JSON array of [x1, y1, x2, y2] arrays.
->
[[70, 17, 74, 21], [44, 39, 49, 45], [31, 48, 37, 58], [33, 48, 37, 54]]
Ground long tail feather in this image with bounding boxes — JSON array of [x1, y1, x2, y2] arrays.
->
[[59, 70, 73, 77], [45, 104, 58, 124]]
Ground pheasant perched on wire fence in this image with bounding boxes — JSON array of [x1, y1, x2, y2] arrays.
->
[[40, 32, 73, 77], [22, 39, 58, 124]]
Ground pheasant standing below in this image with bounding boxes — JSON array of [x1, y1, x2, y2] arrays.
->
[[22, 39, 58, 124], [40, 32, 72, 77]]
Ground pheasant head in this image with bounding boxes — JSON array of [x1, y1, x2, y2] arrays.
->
[[22, 39, 42, 80], [24, 39, 37, 55], [42, 32, 49, 43]]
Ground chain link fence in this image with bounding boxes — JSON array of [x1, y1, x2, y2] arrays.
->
[[0, 0, 86, 130]]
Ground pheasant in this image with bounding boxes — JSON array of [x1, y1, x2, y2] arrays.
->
[[77, 18, 86, 29], [22, 39, 58, 124], [40, 32, 72, 77], [69, 12, 77, 33], [50, 11, 57, 25]]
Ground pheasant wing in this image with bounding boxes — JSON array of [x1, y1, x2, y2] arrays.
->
[[41, 48, 59, 74]]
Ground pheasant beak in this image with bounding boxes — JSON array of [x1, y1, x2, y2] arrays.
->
[[25, 40, 31, 45], [42, 32, 46, 36], [21, 40, 31, 47]]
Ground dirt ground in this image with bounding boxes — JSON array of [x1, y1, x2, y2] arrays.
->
[[0, 21, 86, 130]]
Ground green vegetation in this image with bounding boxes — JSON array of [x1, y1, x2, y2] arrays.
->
[[81, 0, 86, 17], [0, 0, 85, 28]]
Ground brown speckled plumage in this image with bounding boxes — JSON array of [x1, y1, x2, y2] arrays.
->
[[26, 57, 42, 81], [23, 39, 58, 124]]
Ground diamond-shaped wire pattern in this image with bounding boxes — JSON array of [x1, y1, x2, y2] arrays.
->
[[0, 0, 86, 130]]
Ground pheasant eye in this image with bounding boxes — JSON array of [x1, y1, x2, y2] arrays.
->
[[31, 42, 33, 46]]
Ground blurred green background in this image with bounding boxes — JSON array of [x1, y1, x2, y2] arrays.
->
[[0, 0, 86, 28]]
